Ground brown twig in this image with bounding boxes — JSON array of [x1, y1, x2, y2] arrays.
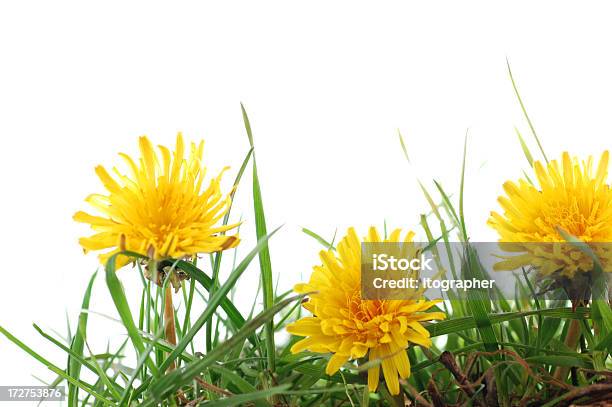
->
[[579, 368, 612, 379], [470, 348, 573, 391], [438, 351, 486, 407], [184, 395, 206, 407], [555, 383, 612, 407], [403, 381, 432, 407], [194, 377, 233, 397], [426, 378, 446, 407], [554, 318, 582, 382], [484, 369, 498, 407], [164, 284, 177, 371]]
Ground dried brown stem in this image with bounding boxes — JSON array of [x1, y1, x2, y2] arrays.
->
[[194, 377, 233, 397], [426, 378, 446, 407], [438, 351, 486, 407], [403, 382, 432, 407], [553, 318, 582, 382], [555, 383, 612, 407], [164, 284, 177, 371]]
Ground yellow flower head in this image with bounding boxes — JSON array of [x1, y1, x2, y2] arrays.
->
[[74, 133, 240, 268], [488, 151, 612, 277], [286, 227, 444, 395]]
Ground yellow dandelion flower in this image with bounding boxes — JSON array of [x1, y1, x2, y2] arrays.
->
[[74, 133, 240, 268], [286, 227, 445, 395], [488, 151, 612, 277]]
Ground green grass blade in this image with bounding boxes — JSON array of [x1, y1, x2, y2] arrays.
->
[[68, 271, 97, 405], [241, 103, 277, 372], [398, 129, 411, 163], [302, 227, 336, 250], [208, 147, 254, 352], [514, 126, 534, 167], [507, 58, 549, 163], [199, 385, 291, 407], [458, 132, 468, 241], [432, 180, 460, 227], [427, 307, 589, 337], [105, 254, 159, 376], [463, 245, 498, 351], [524, 355, 590, 368]]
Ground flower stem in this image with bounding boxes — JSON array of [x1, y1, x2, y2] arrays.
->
[[553, 318, 581, 381], [164, 284, 177, 371]]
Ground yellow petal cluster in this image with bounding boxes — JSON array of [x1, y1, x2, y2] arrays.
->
[[74, 133, 240, 267], [286, 227, 444, 395], [488, 151, 612, 277]]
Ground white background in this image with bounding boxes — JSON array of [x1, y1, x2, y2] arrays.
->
[[1, 1, 611, 403]]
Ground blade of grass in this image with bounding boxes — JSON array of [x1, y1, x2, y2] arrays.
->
[[514, 126, 534, 167], [427, 307, 590, 337], [458, 132, 468, 242], [207, 147, 254, 352], [302, 227, 336, 250], [507, 58, 549, 163], [432, 180, 460, 230], [198, 385, 291, 407], [242, 103, 276, 372], [68, 271, 97, 405]]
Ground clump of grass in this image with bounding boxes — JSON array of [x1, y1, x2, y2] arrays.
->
[[1, 70, 611, 406]]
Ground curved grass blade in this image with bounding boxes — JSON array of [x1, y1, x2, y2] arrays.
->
[[208, 147, 254, 352], [199, 385, 290, 407], [506, 58, 549, 163], [427, 307, 590, 337], [68, 271, 97, 405], [462, 245, 499, 352], [302, 227, 336, 250], [515, 126, 534, 167], [242, 103, 276, 372]]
